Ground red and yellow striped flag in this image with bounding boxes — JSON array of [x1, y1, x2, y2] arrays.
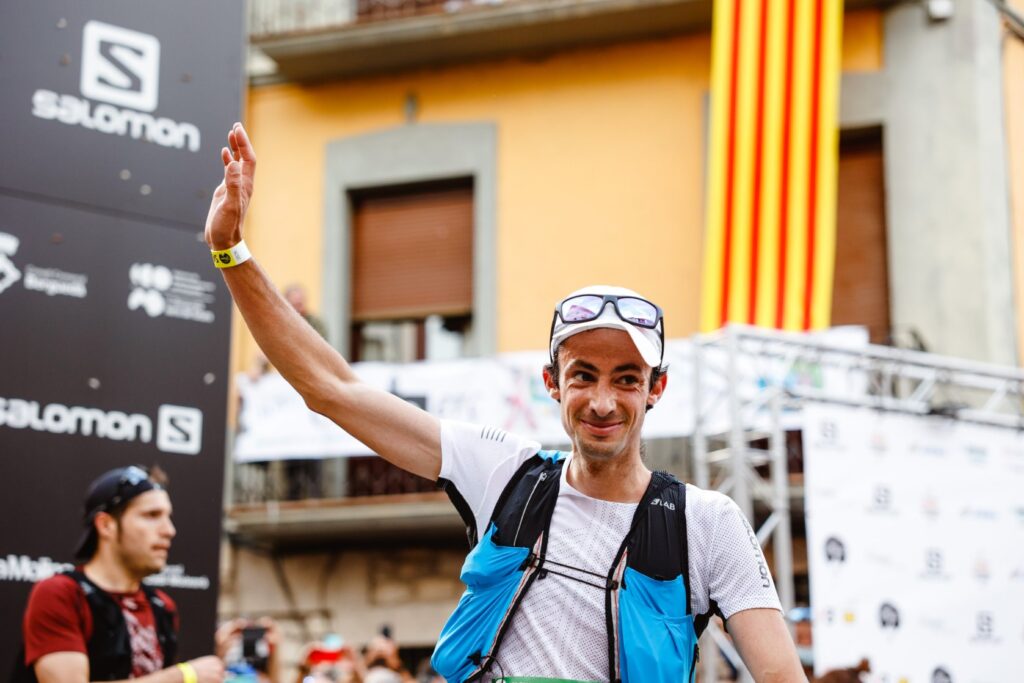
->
[[701, 0, 844, 332]]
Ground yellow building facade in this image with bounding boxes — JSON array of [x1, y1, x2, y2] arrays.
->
[[236, 10, 882, 374]]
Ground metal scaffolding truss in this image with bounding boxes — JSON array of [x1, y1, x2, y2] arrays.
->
[[690, 324, 1024, 681]]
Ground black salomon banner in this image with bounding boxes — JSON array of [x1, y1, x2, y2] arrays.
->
[[0, 0, 244, 669]]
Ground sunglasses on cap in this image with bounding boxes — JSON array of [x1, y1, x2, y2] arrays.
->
[[549, 293, 664, 363], [88, 465, 161, 518], [555, 294, 663, 329]]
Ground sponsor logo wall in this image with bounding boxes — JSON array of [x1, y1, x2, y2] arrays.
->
[[804, 404, 1024, 682], [0, 0, 242, 667]]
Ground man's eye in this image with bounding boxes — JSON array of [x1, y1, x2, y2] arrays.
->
[[572, 371, 595, 382], [617, 375, 640, 385]]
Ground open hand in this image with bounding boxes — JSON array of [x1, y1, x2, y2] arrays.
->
[[205, 122, 255, 251]]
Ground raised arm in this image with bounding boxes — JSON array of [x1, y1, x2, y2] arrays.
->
[[204, 123, 441, 480]]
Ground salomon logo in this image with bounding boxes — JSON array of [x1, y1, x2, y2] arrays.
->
[[0, 396, 203, 453], [650, 498, 675, 511], [31, 20, 201, 152], [156, 405, 202, 455], [80, 21, 160, 112]]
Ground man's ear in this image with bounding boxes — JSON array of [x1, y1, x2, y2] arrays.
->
[[94, 511, 118, 542], [647, 369, 668, 409], [542, 365, 560, 403]]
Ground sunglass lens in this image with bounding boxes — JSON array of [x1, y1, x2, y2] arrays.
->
[[122, 466, 148, 486], [561, 295, 605, 322], [617, 297, 658, 327]]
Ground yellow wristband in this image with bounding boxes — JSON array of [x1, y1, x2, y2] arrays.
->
[[211, 239, 252, 269], [176, 662, 198, 683]]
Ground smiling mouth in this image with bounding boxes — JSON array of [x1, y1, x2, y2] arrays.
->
[[581, 420, 623, 436]]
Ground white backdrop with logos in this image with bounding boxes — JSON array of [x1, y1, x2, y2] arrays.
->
[[234, 328, 868, 461], [803, 403, 1024, 682]]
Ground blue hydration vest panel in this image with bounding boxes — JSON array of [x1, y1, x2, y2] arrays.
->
[[434, 451, 709, 683]]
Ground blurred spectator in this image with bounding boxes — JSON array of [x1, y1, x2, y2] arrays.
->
[[216, 617, 282, 683], [362, 634, 414, 683], [285, 283, 328, 339], [297, 635, 362, 683], [413, 658, 443, 683]]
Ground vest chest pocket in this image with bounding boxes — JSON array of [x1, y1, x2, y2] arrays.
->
[[616, 568, 698, 683], [433, 525, 533, 682], [460, 524, 532, 588]]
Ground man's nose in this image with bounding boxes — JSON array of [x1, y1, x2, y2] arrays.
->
[[589, 384, 616, 416], [164, 518, 176, 538]]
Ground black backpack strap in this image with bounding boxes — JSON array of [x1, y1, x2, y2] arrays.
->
[[141, 584, 178, 666], [438, 477, 479, 548], [676, 480, 692, 616]]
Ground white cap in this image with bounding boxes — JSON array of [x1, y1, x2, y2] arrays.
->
[[549, 285, 663, 369]]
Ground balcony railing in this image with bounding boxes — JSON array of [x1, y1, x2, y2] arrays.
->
[[231, 455, 436, 504], [248, 0, 516, 40]]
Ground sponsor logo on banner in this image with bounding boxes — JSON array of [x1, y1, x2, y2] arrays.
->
[[825, 536, 846, 563], [0, 555, 74, 582], [965, 444, 989, 464], [811, 418, 844, 451], [868, 484, 895, 515], [960, 505, 998, 521], [913, 441, 946, 458], [23, 265, 88, 298], [973, 555, 991, 582], [0, 232, 23, 294], [156, 405, 202, 455], [0, 232, 87, 299], [0, 554, 209, 590], [144, 564, 210, 590], [824, 607, 856, 625], [972, 611, 998, 643], [921, 492, 941, 519], [0, 396, 202, 453], [128, 262, 215, 323], [879, 602, 900, 629], [30, 21, 201, 152], [922, 548, 950, 580]]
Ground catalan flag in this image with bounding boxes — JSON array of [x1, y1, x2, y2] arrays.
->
[[701, 0, 844, 332]]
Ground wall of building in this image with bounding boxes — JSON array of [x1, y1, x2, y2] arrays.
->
[[233, 10, 882, 377], [880, 0, 1017, 365]]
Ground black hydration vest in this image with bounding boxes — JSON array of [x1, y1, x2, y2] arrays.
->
[[11, 570, 178, 682]]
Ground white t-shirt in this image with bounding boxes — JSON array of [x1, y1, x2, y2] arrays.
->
[[439, 420, 782, 682]]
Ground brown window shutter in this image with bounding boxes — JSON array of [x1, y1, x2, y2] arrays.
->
[[351, 180, 473, 321], [832, 134, 891, 344]]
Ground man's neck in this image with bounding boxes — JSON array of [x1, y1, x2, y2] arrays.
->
[[566, 450, 651, 503], [82, 556, 142, 593]]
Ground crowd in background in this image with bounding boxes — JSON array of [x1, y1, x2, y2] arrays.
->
[[217, 618, 441, 683]]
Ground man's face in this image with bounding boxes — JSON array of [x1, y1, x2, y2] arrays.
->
[[545, 328, 666, 463], [106, 489, 176, 577]]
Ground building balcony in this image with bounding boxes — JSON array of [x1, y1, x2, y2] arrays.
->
[[225, 456, 465, 549], [247, 0, 715, 82]]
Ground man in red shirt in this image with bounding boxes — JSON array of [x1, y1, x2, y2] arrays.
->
[[18, 466, 224, 683]]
